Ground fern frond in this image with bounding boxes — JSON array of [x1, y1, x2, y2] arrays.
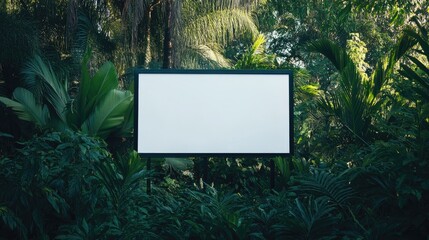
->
[[292, 170, 354, 208]]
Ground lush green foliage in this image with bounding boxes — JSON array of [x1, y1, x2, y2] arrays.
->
[[1, 0, 429, 239], [0, 53, 133, 139], [0, 130, 110, 239]]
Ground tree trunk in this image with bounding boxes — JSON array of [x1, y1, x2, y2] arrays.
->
[[143, 8, 152, 68], [162, 0, 173, 69], [143, 0, 161, 68]]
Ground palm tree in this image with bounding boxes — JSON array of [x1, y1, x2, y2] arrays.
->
[[117, 0, 259, 69], [308, 33, 416, 142], [172, 0, 259, 69]]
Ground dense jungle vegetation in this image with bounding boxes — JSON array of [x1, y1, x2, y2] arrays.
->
[[1, 0, 429, 239]]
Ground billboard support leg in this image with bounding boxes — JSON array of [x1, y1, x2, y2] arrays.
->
[[270, 158, 275, 189], [147, 157, 151, 194], [202, 157, 209, 189]]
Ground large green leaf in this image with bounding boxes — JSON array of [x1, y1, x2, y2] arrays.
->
[[81, 89, 133, 138], [22, 55, 69, 123], [76, 60, 119, 127], [0, 88, 50, 128], [117, 97, 134, 137]]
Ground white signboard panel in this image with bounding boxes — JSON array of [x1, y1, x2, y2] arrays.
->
[[135, 70, 292, 156]]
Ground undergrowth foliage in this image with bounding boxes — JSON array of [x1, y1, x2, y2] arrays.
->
[[0, 130, 109, 239]]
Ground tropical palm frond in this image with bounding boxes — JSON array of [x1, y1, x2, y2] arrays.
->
[[94, 151, 147, 212], [370, 33, 417, 99], [399, 25, 429, 101], [81, 89, 133, 138], [308, 39, 355, 73], [274, 197, 338, 239], [72, 8, 116, 59], [235, 34, 276, 69], [181, 9, 257, 48], [73, 11, 93, 60], [21, 55, 69, 123], [186, 188, 246, 238], [179, 44, 232, 69], [404, 29, 429, 61], [273, 156, 291, 181], [308, 39, 371, 138], [199, 0, 258, 11], [400, 64, 429, 93], [408, 55, 429, 78], [0, 88, 50, 128], [291, 170, 354, 208], [308, 34, 415, 140]]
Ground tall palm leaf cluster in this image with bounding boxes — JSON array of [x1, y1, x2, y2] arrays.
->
[[175, 0, 259, 69], [308, 33, 416, 142], [88, 0, 261, 69], [0, 54, 133, 139]]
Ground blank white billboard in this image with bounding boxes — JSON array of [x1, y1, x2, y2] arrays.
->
[[135, 70, 292, 156]]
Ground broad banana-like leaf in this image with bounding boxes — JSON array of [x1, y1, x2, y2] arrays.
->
[[77, 60, 118, 126], [117, 98, 134, 137], [81, 89, 133, 138], [0, 88, 49, 128]]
